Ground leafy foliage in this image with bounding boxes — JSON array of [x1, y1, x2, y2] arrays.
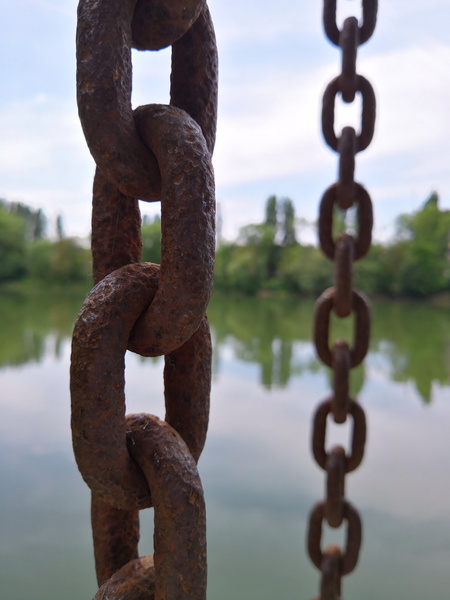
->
[[1, 192, 450, 300], [0, 199, 91, 286], [216, 192, 450, 299], [141, 214, 161, 264]]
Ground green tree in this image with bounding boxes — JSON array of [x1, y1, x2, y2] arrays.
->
[[388, 192, 450, 296], [141, 215, 161, 264], [50, 238, 90, 282], [0, 198, 46, 241], [281, 198, 297, 246], [278, 244, 332, 295], [56, 215, 65, 241], [237, 222, 280, 285], [265, 194, 278, 232], [27, 239, 54, 281], [0, 206, 27, 282]]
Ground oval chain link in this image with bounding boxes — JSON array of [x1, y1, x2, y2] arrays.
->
[[309, 1, 377, 598]]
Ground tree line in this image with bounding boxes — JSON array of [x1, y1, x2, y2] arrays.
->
[[214, 192, 450, 298], [0, 199, 90, 284], [1, 193, 449, 299], [0, 199, 163, 286]]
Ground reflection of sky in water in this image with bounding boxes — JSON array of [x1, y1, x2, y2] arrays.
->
[[0, 335, 449, 600]]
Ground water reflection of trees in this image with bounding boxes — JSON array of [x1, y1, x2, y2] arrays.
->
[[1, 288, 448, 403], [209, 294, 450, 403], [0, 287, 88, 367], [371, 301, 450, 402], [209, 295, 311, 388]]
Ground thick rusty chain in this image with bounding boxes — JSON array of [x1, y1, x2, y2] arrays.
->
[[70, 1, 217, 598], [308, 1, 377, 598]]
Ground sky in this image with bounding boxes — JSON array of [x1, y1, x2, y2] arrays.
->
[[1, 0, 450, 244]]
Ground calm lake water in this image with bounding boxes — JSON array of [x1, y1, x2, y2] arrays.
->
[[0, 288, 449, 599]]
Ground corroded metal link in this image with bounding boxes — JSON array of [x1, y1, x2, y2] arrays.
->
[[91, 495, 140, 586], [319, 183, 373, 261], [129, 414, 207, 600], [323, 0, 378, 47], [94, 556, 156, 600], [94, 414, 207, 600], [320, 545, 343, 600], [77, 0, 218, 201], [313, 2, 376, 596], [336, 126, 356, 209], [92, 168, 142, 285], [331, 340, 351, 423], [307, 501, 362, 576], [74, 1, 216, 597], [322, 75, 376, 153], [164, 316, 212, 462], [92, 170, 212, 460], [325, 447, 346, 528], [132, 0, 206, 50], [171, 6, 218, 155], [339, 17, 358, 103], [314, 288, 370, 368], [71, 262, 211, 510], [91, 105, 215, 357], [312, 398, 366, 473], [127, 105, 215, 357], [333, 234, 354, 318], [77, 0, 162, 201]]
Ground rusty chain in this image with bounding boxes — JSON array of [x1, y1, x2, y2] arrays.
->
[[308, 1, 377, 598], [70, 1, 217, 598]]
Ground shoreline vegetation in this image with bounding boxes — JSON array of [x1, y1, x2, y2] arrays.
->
[[1, 193, 450, 305]]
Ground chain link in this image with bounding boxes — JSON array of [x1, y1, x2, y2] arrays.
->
[[71, 1, 217, 597], [308, 1, 377, 597]]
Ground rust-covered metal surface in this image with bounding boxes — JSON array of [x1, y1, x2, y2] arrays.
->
[[308, 1, 378, 598], [71, 0, 217, 597]]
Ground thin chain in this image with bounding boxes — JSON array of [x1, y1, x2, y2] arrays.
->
[[70, 1, 217, 597], [308, 1, 377, 598]]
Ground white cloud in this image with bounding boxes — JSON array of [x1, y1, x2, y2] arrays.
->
[[1, 1, 449, 241], [209, 0, 321, 45], [0, 94, 94, 235]]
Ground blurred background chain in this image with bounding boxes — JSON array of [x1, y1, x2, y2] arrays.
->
[[308, 1, 377, 598]]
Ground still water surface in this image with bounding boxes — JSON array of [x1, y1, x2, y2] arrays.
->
[[0, 289, 449, 599]]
